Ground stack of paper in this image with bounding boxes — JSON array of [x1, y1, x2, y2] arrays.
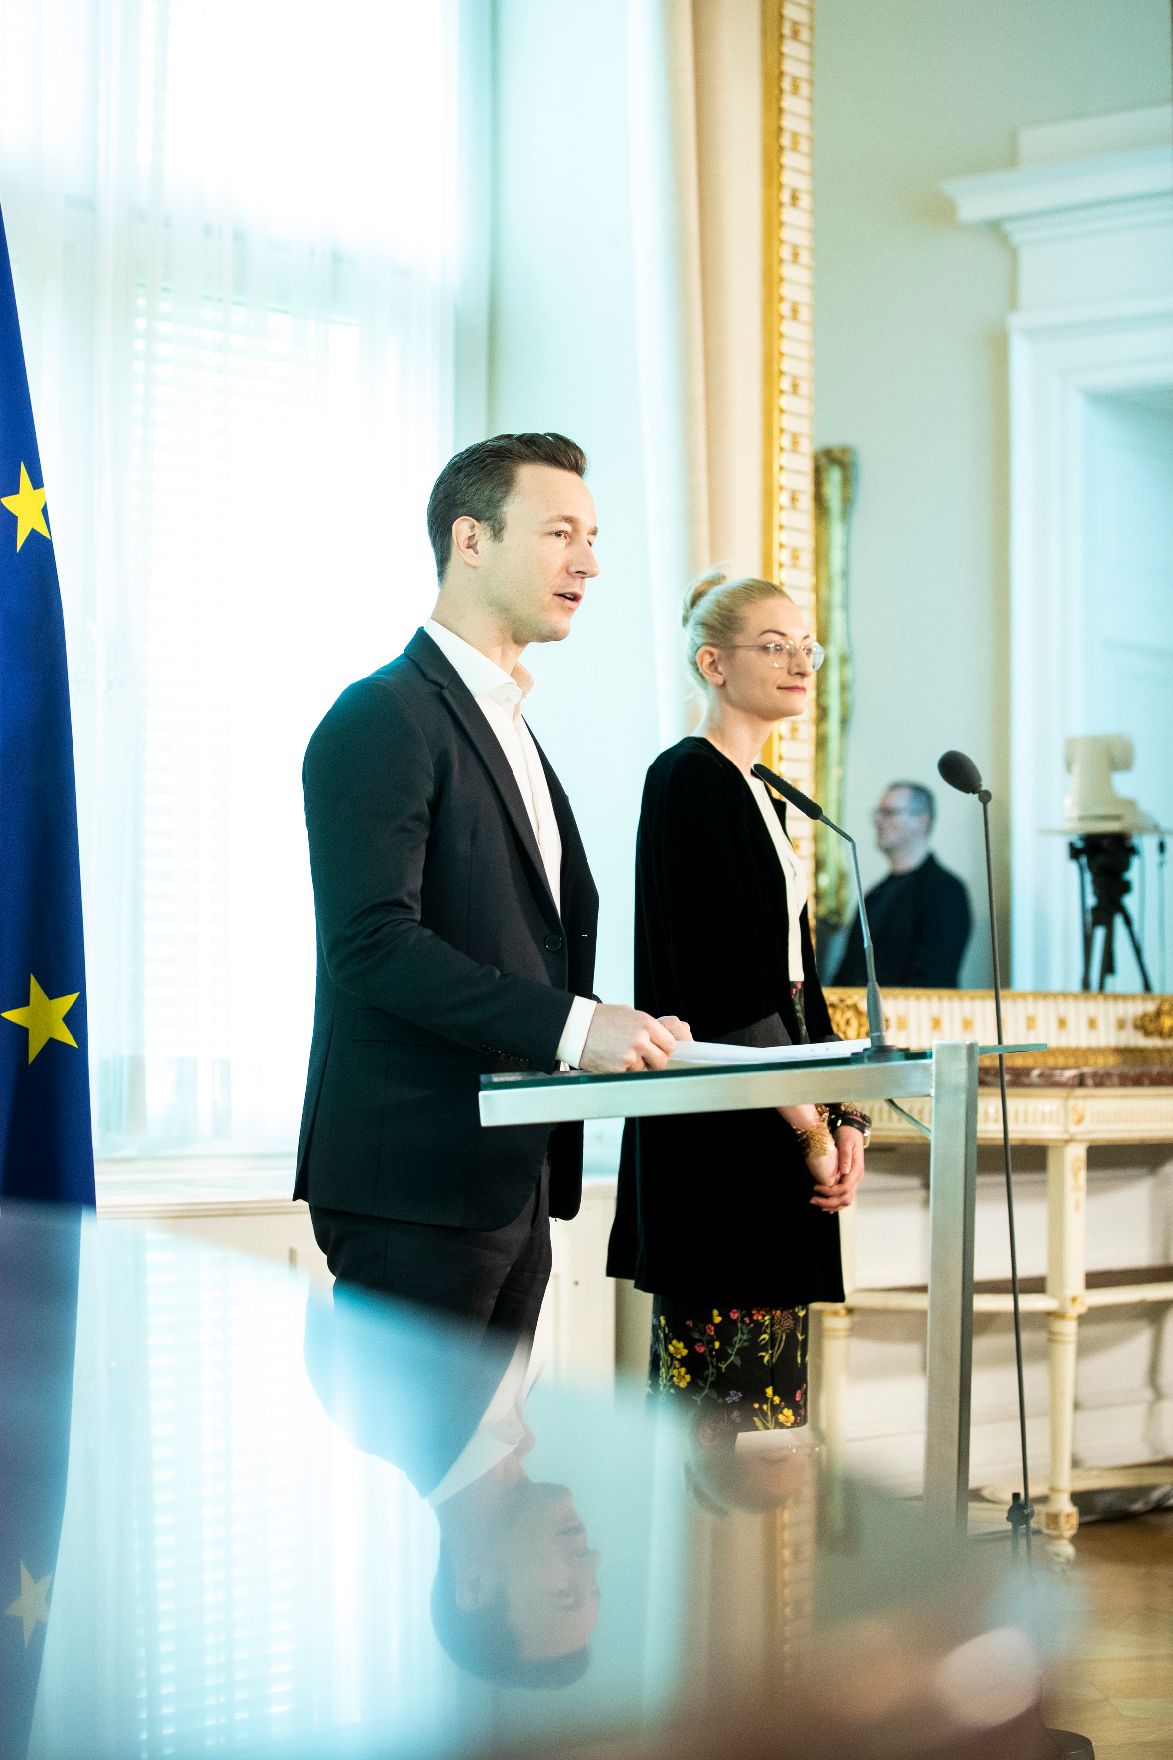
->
[[668, 1037, 872, 1067]]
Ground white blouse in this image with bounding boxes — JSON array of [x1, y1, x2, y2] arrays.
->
[[746, 775, 806, 984]]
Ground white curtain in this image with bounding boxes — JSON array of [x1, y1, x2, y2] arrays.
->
[[2, 0, 485, 1156]]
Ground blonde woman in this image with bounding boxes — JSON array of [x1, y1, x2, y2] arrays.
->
[[607, 570, 869, 1435]]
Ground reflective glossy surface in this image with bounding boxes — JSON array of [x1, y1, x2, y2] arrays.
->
[[1, 1203, 1069, 1759]]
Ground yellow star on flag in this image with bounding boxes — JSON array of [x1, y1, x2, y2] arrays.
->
[[2, 975, 79, 1063], [1, 461, 50, 551], [5, 1562, 52, 1647]]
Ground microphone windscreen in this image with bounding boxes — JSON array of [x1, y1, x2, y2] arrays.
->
[[751, 763, 824, 821], [937, 749, 984, 796]]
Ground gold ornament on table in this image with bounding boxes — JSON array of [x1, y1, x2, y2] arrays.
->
[[1134, 999, 1173, 1041], [826, 993, 868, 1042]]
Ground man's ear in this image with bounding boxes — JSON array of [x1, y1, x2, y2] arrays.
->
[[451, 516, 482, 569]]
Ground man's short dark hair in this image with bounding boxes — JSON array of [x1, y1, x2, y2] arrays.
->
[[430, 1540, 591, 1688], [888, 781, 935, 826], [426, 432, 588, 580]]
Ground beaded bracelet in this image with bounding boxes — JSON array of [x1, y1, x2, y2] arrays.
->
[[792, 1102, 834, 1162], [792, 1124, 835, 1161]]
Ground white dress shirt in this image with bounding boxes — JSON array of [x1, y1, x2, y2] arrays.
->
[[427, 1335, 536, 1506], [747, 775, 806, 983], [424, 619, 596, 1066]]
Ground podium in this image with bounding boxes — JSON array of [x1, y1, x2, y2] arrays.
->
[[480, 1041, 1030, 1529]]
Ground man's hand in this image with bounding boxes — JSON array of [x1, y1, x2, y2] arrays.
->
[[579, 1006, 690, 1074], [809, 1127, 866, 1213]]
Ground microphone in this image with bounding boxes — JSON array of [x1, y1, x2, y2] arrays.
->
[[937, 748, 989, 804], [937, 748, 1036, 1564], [751, 762, 896, 1057]]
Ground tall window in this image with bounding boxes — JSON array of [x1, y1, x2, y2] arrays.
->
[[2, 0, 484, 1157]]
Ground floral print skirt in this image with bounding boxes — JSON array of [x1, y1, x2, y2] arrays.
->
[[646, 984, 816, 1434], [650, 1297, 809, 1434]]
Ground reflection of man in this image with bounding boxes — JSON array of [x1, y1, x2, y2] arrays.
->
[[296, 433, 684, 1340], [830, 782, 971, 988], [305, 1290, 600, 1687], [429, 1389, 601, 1686]]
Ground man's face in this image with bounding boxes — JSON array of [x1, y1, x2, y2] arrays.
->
[[477, 463, 599, 647], [873, 787, 929, 857], [493, 1482, 601, 1662]]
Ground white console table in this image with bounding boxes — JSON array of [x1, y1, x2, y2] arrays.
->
[[833, 1082, 1173, 1552]]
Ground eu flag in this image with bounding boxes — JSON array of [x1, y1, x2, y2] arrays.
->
[[0, 210, 94, 1205], [0, 1206, 83, 1759]]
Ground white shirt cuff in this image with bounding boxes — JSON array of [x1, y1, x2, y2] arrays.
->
[[556, 996, 597, 1069]]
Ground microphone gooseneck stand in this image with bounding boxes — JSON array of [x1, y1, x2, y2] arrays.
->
[[937, 750, 1094, 1760], [751, 763, 903, 1062], [937, 751, 1033, 1563]]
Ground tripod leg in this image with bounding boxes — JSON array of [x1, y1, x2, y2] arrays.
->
[[1078, 860, 1093, 992], [1096, 919, 1115, 992], [1118, 904, 1153, 992]]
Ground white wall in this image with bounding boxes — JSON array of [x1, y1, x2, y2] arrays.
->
[[813, 0, 1172, 984], [486, 0, 770, 1075], [487, 0, 689, 1184], [487, 0, 665, 1031], [485, 0, 764, 1020]]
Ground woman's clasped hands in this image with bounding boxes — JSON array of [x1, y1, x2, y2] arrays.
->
[[780, 1103, 866, 1213]]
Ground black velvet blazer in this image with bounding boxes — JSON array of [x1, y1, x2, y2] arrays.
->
[[295, 629, 598, 1231], [606, 737, 844, 1307]]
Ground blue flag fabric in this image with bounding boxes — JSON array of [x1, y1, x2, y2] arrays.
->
[[0, 210, 95, 1205], [0, 1205, 82, 1759]]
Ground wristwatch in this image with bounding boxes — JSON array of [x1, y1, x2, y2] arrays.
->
[[831, 1105, 872, 1149]]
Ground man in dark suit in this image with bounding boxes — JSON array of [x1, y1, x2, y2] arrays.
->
[[830, 781, 972, 988], [296, 432, 685, 1341]]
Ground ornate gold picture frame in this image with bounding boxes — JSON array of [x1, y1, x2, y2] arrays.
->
[[761, 0, 815, 866]]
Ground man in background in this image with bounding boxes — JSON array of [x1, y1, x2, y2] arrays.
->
[[295, 432, 686, 1344], [830, 782, 971, 988]]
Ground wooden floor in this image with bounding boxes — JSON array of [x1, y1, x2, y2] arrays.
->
[[1045, 1511, 1173, 1757]]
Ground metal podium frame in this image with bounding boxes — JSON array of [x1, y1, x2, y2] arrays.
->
[[480, 1041, 987, 1528]]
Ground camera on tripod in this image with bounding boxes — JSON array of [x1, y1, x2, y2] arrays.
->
[[1064, 735, 1161, 993]]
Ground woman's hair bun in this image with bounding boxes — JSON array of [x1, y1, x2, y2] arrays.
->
[[681, 565, 730, 627]]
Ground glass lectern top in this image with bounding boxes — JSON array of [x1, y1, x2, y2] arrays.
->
[[0, 1200, 1067, 1760], [482, 1045, 933, 1092]]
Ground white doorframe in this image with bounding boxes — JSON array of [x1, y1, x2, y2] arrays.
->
[[943, 107, 1173, 988], [1008, 301, 1173, 988]]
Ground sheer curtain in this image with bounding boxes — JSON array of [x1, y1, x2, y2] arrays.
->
[[2, 0, 485, 1157]]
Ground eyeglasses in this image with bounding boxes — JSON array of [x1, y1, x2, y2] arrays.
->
[[723, 639, 825, 672]]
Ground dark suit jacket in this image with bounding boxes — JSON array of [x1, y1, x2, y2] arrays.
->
[[606, 738, 844, 1307], [830, 853, 971, 988], [295, 628, 599, 1230]]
